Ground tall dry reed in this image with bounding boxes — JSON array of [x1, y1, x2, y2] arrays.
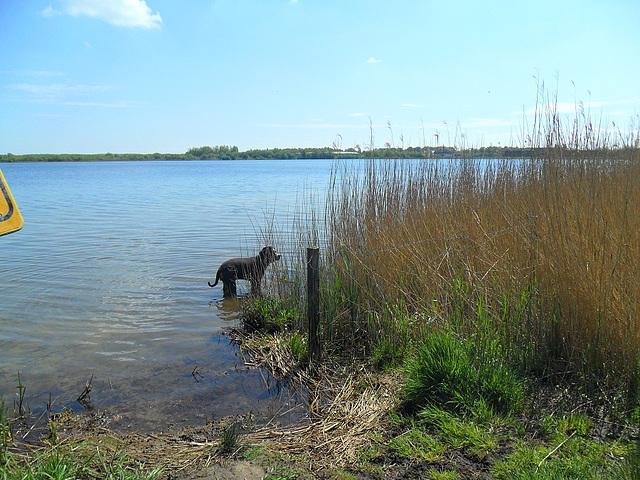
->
[[269, 96, 639, 392], [322, 108, 638, 386]]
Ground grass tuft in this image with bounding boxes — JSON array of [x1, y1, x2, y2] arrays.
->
[[219, 422, 243, 456], [402, 330, 523, 417], [241, 297, 299, 333]]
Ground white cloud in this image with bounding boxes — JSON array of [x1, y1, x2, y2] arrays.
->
[[366, 57, 382, 64], [41, 5, 58, 17], [48, 0, 162, 28]]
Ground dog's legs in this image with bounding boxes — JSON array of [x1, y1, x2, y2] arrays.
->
[[221, 268, 238, 298], [250, 278, 261, 296], [223, 280, 237, 298]]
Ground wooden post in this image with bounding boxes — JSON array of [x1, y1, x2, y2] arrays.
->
[[307, 247, 320, 363]]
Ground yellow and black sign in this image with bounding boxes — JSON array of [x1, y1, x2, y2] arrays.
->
[[0, 168, 24, 236]]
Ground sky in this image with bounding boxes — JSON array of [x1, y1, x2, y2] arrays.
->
[[1, 0, 639, 154]]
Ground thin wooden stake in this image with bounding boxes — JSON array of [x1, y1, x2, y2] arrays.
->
[[307, 247, 320, 363]]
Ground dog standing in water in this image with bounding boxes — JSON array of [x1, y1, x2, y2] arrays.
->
[[208, 246, 281, 298]]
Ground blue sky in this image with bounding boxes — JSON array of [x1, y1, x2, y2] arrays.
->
[[1, 0, 639, 154]]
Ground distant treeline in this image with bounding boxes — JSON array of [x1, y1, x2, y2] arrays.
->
[[0, 145, 587, 162]]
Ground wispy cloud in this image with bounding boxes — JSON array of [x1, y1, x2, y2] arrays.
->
[[33, 112, 67, 118], [43, 0, 162, 29], [9, 82, 112, 103], [366, 57, 382, 64], [63, 100, 133, 108], [41, 6, 58, 17], [401, 103, 424, 109]]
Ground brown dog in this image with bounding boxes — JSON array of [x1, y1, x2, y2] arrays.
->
[[208, 246, 281, 297]]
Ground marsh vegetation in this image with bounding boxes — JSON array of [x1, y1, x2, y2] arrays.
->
[[249, 95, 640, 477]]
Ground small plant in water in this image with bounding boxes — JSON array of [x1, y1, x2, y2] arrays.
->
[[14, 373, 27, 419], [219, 422, 243, 455]]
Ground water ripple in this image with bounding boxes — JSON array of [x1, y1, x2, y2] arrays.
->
[[0, 159, 333, 405]]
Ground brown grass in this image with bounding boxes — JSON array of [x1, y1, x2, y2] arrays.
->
[[230, 328, 400, 470], [271, 96, 640, 390]]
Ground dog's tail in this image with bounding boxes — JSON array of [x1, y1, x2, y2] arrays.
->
[[208, 270, 220, 287]]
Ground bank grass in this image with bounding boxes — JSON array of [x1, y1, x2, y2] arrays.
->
[[241, 296, 300, 334], [492, 436, 633, 480], [0, 443, 163, 480], [402, 329, 524, 418], [0, 400, 10, 467]]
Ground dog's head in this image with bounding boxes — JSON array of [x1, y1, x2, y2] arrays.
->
[[259, 246, 281, 263]]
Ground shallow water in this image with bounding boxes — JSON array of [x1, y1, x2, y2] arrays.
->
[[0, 159, 331, 431]]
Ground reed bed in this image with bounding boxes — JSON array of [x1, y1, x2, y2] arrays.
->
[[272, 102, 640, 394]]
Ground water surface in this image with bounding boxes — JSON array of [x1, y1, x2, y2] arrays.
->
[[0, 159, 332, 431]]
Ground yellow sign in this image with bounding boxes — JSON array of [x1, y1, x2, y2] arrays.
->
[[0, 167, 24, 236]]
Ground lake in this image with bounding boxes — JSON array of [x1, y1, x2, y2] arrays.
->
[[0, 159, 333, 432]]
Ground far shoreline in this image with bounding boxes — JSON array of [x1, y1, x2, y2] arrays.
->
[[0, 145, 543, 163]]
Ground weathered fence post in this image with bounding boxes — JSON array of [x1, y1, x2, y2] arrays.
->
[[307, 247, 320, 363]]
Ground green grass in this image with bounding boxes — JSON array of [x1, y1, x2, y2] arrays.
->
[[0, 400, 10, 468], [378, 396, 635, 480], [492, 436, 632, 480], [219, 422, 243, 455], [241, 297, 300, 333], [388, 425, 446, 462], [285, 332, 308, 362], [0, 447, 162, 480], [419, 407, 502, 457], [402, 329, 523, 418]]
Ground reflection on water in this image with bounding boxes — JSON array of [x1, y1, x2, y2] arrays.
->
[[0, 160, 330, 431]]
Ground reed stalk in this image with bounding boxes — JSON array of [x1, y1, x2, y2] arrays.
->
[[271, 93, 640, 396]]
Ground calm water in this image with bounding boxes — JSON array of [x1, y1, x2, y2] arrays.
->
[[0, 159, 332, 431]]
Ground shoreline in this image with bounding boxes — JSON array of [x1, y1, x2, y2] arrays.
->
[[2, 326, 638, 479], [1, 146, 545, 163], [3, 327, 401, 478]]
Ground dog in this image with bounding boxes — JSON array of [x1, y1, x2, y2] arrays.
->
[[208, 246, 281, 298]]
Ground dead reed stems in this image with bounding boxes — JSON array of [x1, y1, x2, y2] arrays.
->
[[274, 98, 640, 393]]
